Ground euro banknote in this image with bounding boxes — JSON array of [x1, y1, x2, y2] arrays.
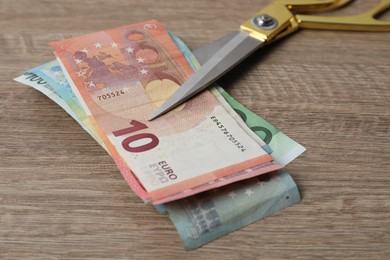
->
[[49, 20, 280, 203], [14, 65, 106, 150], [14, 71, 79, 122], [165, 169, 300, 250]]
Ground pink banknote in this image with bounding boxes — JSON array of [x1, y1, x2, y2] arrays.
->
[[50, 20, 279, 203]]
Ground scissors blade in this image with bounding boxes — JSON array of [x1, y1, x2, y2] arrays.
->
[[149, 30, 264, 120], [193, 31, 241, 65]]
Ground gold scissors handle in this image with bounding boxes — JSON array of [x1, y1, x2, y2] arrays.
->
[[297, 0, 390, 31], [241, 0, 390, 42]]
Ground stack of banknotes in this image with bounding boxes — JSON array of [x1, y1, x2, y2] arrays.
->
[[14, 20, 305, 250]]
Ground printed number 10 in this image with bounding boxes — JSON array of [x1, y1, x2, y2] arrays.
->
[[113, 120, 159, 153]]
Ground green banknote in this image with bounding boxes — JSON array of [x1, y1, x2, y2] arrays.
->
[[218, 87, 305, 165]]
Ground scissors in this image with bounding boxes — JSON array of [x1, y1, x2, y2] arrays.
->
[[149, 0, 390, 120]]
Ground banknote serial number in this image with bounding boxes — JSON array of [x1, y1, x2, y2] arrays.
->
[[210, 116, 246, 152], [97, 90, 126, 101]]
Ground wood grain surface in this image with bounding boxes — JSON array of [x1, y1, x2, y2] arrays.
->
[[1, 0, 389, 259]]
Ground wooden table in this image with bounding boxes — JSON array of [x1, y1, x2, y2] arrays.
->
[[1, 0, 389, 258]]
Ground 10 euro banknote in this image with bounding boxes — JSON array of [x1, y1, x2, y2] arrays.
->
[[48, 20, 284, 204]]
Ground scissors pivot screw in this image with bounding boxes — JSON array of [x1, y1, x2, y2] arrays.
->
[[253, 14, 278, 30]]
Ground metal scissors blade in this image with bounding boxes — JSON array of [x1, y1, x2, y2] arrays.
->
[[149, 30, 264, 120], [193, 31, 242, 65]]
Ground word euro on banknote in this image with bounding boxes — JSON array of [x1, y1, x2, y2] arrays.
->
[[49, 20, 281, 204]]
